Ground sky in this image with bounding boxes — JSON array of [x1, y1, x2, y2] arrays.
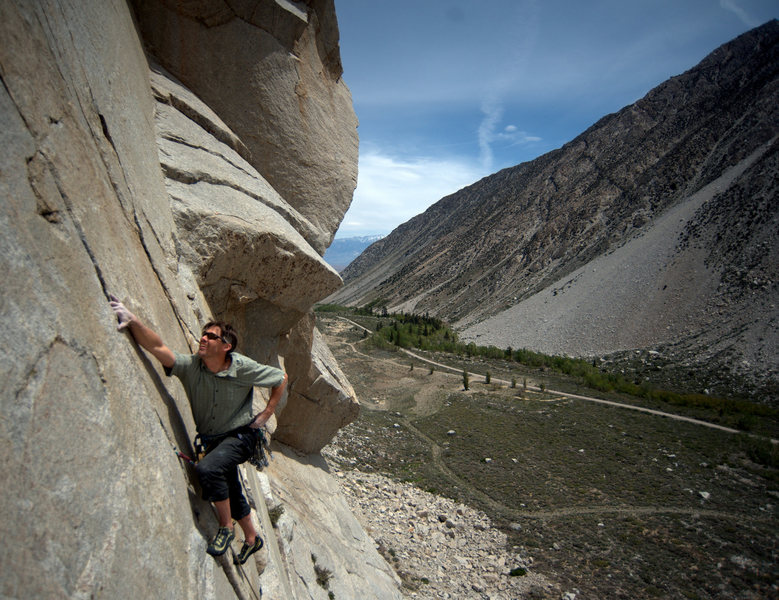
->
[[331, 0, 777, 239]]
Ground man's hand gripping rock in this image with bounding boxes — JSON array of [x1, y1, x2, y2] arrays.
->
[[109, 295, 136, 331]]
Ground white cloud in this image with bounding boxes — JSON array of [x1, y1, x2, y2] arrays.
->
[[336, 150, 486, 238], [720, 0, 761, 27], [478, 97, 503, 171], [477, 98, 542, 171]]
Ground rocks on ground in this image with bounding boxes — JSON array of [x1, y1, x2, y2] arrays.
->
[[322, 454, 557, 599]]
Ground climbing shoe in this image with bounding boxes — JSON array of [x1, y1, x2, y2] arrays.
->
[[206, 527, 234, 556], [234, 536, 264, 565]]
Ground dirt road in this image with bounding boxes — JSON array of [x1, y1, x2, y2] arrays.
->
[[335, 316, 774, 441]]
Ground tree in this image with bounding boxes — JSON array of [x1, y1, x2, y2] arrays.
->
[[463, 370, 470, 391]]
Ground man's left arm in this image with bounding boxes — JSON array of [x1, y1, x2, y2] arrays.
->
[[250, 371, 288, 429]]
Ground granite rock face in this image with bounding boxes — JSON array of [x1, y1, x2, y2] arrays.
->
[[149, 62, 358, 453], [263, 447, 402, 599], [0, 0, 386, 598], [131, 0, 359, 254]]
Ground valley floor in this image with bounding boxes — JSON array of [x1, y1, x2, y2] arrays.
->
[[318, 315, 779, 600]]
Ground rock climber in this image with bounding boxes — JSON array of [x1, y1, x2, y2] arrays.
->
[[109, 295, 287, 564]]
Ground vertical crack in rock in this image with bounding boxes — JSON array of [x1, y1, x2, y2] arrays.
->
[[131, 211, 197, 343], [34, 149, 110, 298]]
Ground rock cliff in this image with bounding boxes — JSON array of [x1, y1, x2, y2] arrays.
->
[[329, 21, 779, 397], [0, 1, 397, 598]]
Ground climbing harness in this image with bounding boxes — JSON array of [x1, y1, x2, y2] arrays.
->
[[176, 427, 272, 469]]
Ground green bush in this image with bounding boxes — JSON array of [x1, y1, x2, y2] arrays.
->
[[738, 434, 779, 468], [268, 504, 284, 528], [358, 309, 777, 432]]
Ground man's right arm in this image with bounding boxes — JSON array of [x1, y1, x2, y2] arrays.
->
[[110, 296, 175, 368]]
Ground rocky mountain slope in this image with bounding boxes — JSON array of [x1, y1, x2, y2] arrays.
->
[[0, 1, 402, 598], [328, 21, 779, 396]]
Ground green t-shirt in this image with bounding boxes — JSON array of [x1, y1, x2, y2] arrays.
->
[[167, 351, 284, 436]]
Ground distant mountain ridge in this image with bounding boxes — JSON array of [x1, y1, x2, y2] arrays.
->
[[327, 21, 779, 395], [324, 234, 385, 271]]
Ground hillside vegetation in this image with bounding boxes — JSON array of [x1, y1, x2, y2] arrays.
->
[[316, 305, 779, 440]]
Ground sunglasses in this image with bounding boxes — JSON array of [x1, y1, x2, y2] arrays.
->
[[201, 331, 225, 342]]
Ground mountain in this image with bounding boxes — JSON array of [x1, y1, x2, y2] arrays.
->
[[324, 234, 385, 271], [327, 21, 779, 396]]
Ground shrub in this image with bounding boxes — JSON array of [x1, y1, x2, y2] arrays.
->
[[739, 434, 779, 468], [268, 504, 284, 528], [311, 554, 333, 589]]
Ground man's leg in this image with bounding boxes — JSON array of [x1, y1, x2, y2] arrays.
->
[[225, 464, 257, 543], [223, 437, 264, 564], [236, 513, 257, 545], [214, 499, 233, 529], [232, 506, 263, 565], [195, 436, 251, 555], [212, 498, 256, 558]]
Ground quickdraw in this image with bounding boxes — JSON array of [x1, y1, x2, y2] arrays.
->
[[176, 450, 196, 465]]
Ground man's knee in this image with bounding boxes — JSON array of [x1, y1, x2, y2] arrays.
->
[[194, 458, 214, 482], [195, 459, 225, 499]]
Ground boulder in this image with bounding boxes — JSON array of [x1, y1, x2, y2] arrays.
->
[[151, 63, 326, 254], [150, 66, 360, 450], [150, 65, 343, 340], [276, 313, 360, 453], [265, 446, 401, 598], [131, 0, 359, 253]]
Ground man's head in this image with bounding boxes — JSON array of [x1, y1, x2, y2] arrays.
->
[[198, 321, 238, 359]]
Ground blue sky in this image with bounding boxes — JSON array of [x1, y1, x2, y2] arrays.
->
[[333, 0, 777, 238]]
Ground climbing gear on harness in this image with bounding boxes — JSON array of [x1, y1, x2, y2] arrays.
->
[[206, 526, 234, 556], [194, 433, 208, 461], [247, 427, 271, 469], [234, 535, 264, 565], [191, 425, 271, 468]]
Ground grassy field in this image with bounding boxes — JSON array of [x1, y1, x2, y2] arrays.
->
[[318, 313, 779, 600]]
